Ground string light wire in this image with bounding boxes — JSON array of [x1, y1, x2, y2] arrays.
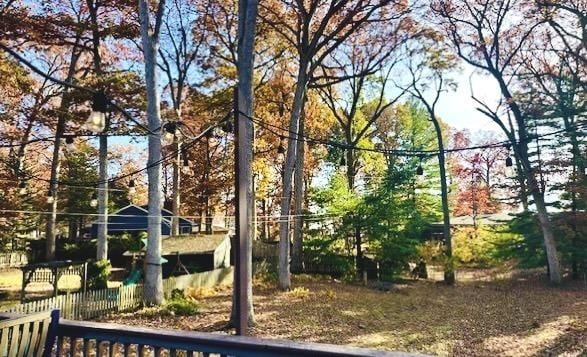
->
[[240, 110, 586, 156], [0, 117, 229, 193]]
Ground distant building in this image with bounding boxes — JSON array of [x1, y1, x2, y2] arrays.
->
[[88, 204, 197, 238], [430, 212, 514, 228], [429, 212, 514, 240], [124, 233, 231, 275]]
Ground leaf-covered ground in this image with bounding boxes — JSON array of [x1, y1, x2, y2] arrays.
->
[[98, 270, 587, 356]]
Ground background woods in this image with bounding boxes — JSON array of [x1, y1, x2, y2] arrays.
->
[[0, 0, 585, 339]]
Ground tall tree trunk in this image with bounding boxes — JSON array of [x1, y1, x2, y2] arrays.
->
[[205, 196, 213, 234], [68, 220, 77, 240], [531, 178, 561, 283], [14, 111, 37, 174], [199, 208, 205, 232], [96, 134, 109, 260], [291, 112, 305, 273], [431, 119, 454, 285], [344, 130, 363, 276], [355, 225, 362, 276], [261, 199, 269, 241], [345, 131, 356, 190], [230, 0, 258, 330], [278, 62, 308, 290], [86, 0, 109, 262], [563, 115, 582, 279], [252, 173, 257, 240], [518, 148, 562, 284], [507, 116, 529, 210], [139, 0, 165, 305], [45, 43, 81, 261], [171, 141, 181, 236], [498, 76, 561, 283]]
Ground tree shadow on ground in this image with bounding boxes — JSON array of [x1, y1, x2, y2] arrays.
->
[[99, 270, 587, 356]]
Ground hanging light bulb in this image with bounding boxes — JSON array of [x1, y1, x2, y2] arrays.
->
[[505, 156, 513, 167], [65, 136, 75, 150], [128, 179, 136, 195], [85, 112, 106, 132], [416, 155, 424, 176], [84, 92, 108, 132], [46, 190, 54, 204], [505, 144, 513, 167], [277, 137, 286, 154], [213, 126, 224, 139], [221, 120, 233, 133], [90, 192, 98, 208], [182, 155, 191, 174], [162, 122, 179, 146], [162, 131, 175, 146], [203, 127, 220, 146], [339, 150, 347, 170], [18, 181, 27, 195]]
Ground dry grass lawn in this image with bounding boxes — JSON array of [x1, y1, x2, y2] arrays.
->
[[99, 269, 587, 357]]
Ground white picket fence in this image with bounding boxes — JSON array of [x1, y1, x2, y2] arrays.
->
[[1, 267, 233, 320]]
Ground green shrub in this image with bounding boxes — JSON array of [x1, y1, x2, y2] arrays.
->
[[376, 234, 419, 280], [87, 260, 111, 290], [453, 226, 506, 267], [57, 240, 96, 261], [303, 237, 354, 278], [490, 214, 547, 269], [170, 288, 184, 299], [495, 212, 587, 275], [165, 290, 199, 316], [416, 241, 444, 264], [253, 261, 278, 283], [166, 299, 199, 316]]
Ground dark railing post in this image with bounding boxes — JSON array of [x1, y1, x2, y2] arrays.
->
[[44, 309, 60, 357]]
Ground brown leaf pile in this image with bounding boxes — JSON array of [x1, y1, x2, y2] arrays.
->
[[98, 270, 587, 356]]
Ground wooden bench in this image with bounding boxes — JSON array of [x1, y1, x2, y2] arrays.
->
[[0, 310, 59, 357]]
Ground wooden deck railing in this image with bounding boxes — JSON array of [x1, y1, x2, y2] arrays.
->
[[53, 318, 424, 357]]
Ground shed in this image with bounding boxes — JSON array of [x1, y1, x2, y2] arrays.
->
[[124, 233, 231, 276], [89, 204, 197, 238]]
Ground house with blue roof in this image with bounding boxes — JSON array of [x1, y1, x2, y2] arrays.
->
[[89, 204, 197, 238]]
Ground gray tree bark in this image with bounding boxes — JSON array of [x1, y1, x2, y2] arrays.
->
[[96, 134, 109, 260], [515, 143, 562, 283], [87, 0, 109, 262], [291, 112, 305, 273], [171, 141, 181, 236], [139, 0, 166, 305], [409, 70, 455, 284], [565, 115, 583, 279], [278, 62, 308, 290], [46, 41, 82, 261], [261, 199, 269, 241], [431, 119, 454, 285], [229, 0, 258, 328], [496, 76, 562, 284]]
